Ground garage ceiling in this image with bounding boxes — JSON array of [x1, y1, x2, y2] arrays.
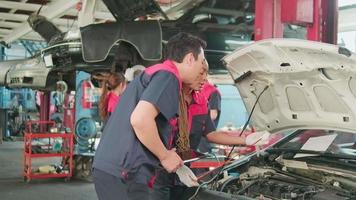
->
[[0, 0, 197, 45], [0, 0, 116, 44], [2, 0, 353, 46]]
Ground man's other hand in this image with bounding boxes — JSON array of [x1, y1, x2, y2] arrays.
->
[[160, 148, 183, 173]]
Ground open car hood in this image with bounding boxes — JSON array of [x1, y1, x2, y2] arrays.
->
[[223, 39, 356, 133]]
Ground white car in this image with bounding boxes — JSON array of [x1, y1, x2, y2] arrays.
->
[[191, 39, 356, 200]]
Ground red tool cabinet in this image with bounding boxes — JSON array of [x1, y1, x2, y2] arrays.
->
[[23, 121, 73, 182]]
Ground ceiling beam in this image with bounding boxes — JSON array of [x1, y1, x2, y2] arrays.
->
[[0, 1, 113, 20], [0, 12, 28, 22], [0, 0, 27, 24], [0, 29, 11, 35], [0, 27, 70, 35], [0, 12, 78, 27], [0, 32, 42, 41], [0, 36, 41, 41], [1, 0, 78, 44], [0, 1, 44, 12], [65, 9, 114, 20], [78, 0, 96, 27], [0, 21, 20, 28]]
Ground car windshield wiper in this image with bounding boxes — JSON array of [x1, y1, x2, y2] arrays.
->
[[267, 148, 356, 160]]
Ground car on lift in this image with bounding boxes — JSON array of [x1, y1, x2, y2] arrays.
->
[[0, 0, 309, 90], [0, 0, 258, 91], [0, 0, 169, 91], [187, 39, 356, 200]]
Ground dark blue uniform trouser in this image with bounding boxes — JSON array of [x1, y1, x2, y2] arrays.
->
[[93, 168, 197, 200], [93, 168, 149, 200], [151, 182, 197, 200], [150, 170, 198, 200]]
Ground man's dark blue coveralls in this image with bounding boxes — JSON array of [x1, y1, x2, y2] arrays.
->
[[92, 60, 182, 200]]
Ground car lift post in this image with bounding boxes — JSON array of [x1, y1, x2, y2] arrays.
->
[[39, 92, 50, 132], [254, 0, 283, 41], [306, 0, 338, 44], [254, 0, 338, 44]]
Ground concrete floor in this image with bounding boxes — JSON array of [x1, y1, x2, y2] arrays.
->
[[0, 141, 97, 200]]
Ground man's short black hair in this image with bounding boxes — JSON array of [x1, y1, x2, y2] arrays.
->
[[165, 32, 207, 63]]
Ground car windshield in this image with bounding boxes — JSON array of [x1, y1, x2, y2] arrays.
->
[[277, 129, 356, 157]]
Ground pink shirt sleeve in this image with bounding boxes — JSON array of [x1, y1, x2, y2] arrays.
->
[[107, 92, 120, 113]]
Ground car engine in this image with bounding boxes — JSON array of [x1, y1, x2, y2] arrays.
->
[[208, 154, 356, 200]]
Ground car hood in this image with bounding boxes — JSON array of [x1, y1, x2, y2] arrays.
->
[[223, 39, 356, 133]]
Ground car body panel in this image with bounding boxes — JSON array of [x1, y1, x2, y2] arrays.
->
[[0, 16, 164, 90], [223, 39, 356, 133], [5, 57, 56, 90], [80, 20, 162, 62], [102, 0, 164, 21], [0, 60, 23, 86]]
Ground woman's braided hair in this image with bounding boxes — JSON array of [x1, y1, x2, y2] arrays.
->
[[176, 90, 190, 152]]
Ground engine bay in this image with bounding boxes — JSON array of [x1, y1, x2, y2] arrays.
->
[[202, 153, 356, 200]]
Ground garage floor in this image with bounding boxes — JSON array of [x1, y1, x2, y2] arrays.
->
[[0, 141, 97, 200]]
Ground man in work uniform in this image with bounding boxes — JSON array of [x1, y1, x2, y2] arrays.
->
[[92, 32, 208, 200]]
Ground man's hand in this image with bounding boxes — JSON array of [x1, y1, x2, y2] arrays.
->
[[176, 165, 199, 187], [160, 148, 183, 173], [131, 101, 183, 172]]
